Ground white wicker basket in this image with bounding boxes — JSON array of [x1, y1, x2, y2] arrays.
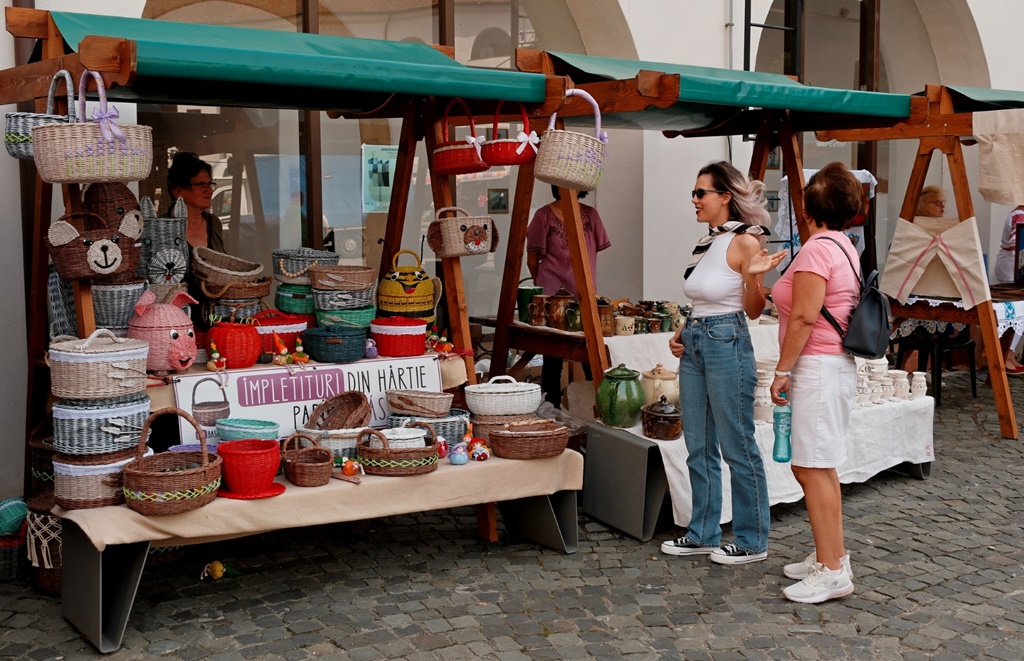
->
[[464, 375, 542, 416], [297, 427, 362, 462], [368, 427, 429, 450], [534, 88, 608, 192]]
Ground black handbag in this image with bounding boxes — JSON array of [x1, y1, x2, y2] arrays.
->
[[817, 236, 892, 360]]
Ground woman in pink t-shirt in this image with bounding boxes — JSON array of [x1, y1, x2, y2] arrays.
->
[[769, 162, 862, 605]]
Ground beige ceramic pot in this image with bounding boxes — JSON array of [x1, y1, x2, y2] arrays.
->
[[640, 363, 679, 406]]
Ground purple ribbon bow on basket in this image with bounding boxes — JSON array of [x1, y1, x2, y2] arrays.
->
[[92, 105, 127, 143]]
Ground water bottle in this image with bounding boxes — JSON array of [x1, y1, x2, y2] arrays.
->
[[773, 393, 792, 463]]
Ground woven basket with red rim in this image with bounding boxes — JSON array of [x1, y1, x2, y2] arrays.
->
[[252, 309, 308, 354], [481, 101, 538, 167], [370, 316, 427, 357], [432, 98, 489, 176]]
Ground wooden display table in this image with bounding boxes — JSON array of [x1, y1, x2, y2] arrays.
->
[[57, 451, 583, 653]]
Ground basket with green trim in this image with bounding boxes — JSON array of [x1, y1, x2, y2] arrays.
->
[[356, 423, 438, 477], [122, 407, 223, 516], [316, 305, 376, 329], [216, 418, 280, 442]]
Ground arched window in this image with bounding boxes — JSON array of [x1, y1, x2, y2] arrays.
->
[[471, 27, 511, 61]]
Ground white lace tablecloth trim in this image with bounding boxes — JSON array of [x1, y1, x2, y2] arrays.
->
[[897, 296, 1024, 337]]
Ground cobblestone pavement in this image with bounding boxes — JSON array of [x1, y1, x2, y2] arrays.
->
[[3, 372, 1024, 660]]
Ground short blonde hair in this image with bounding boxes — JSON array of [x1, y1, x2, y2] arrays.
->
[[917, 185, 946, 216]]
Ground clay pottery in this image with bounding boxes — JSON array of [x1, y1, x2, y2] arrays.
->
[[910, 371, 927, 400], [545, 287, 575, 331], [565, 301, 582, 332], [881, 376, 896, 401], [517, 279, 543, 324], [614, 315, 635, 336], [596, 363, 645, 428], [597, 298, 615, 337], [890, 369, 910, 400], [754, 369, 774, 422], [641, 363, 679, 407], [528, 295, 549, 326], [641, 395, 682, 440], [659, 301, 679, 316]]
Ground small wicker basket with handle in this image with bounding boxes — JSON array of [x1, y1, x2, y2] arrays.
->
[[534, 88, 608, 192], [357, 423, 438, 477], [426, 206, 499, 258], [121, 407, 223, 516], [481, 101, 538, 166], [282, 432, 333, 487], [432, 98, 489, 176], [464, 375, 542, 416], [5, 69, 76, 160]]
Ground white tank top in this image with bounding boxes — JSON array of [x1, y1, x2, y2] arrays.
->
[[683, 233, 744, 318]]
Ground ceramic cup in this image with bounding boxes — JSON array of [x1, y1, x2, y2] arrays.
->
[[528, 296, 549, 326], [615, 315, 635, 336]]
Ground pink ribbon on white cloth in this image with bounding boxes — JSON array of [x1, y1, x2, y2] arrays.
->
[[92, 106, 127, 143], [464, 134, 485, 158], [896, 234, 978, 308], [515, 130, 540, 155]]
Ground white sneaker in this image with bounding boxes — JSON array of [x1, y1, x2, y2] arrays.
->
[[783, 552, 852, 580], [783, 563, 855, 604]]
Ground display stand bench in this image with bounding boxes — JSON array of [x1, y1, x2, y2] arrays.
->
[[57, 451, 583, 653]]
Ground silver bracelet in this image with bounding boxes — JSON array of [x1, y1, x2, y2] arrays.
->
[[743, 280, 760, 294], [774, 370, 791, 377]]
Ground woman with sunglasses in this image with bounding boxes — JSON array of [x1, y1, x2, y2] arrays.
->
[[661, 161, 785, 565], [167, 151, 225, 253]]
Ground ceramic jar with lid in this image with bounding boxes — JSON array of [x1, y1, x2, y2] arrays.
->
[[544, 287, 575, 331], [641, 395, 682, 440], [640, 363, 679, 407], [595, 363, 645, 428]]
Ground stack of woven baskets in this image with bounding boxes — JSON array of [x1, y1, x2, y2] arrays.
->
[[272, 247, 338, 318], [385, 390, 469, 443], [193, 245, 268, 324], [464, 376, 544, 443], [296, 391, 373, 465], [310, 264, 376, 330], [47, 330, 153, 510]]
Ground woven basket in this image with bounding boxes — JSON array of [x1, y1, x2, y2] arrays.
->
[[26, 493, 61, 595], [387, 408, 469, 444], [465, 375, 542, 416], [136, 198, 188, 284], [305, 391, 372, 431], [489, 420, 569, 460], [432, 98, 489, 176], [5, 69, 76, 161], [29, 437, 56, 496], [128, 289, 198, 373], [252, 309, 308, 354], [386, 390, 454, 417], [48, 330, 148, 400], [216, 418, 280, 442], [535, 88, 608, 192], [316, 306, 376, 329], [296, 426, 361, 463], [282, 433, 333, 487], [32, 70, 152, 184], [121, 407, 223, 516], [191, 376, 230, 427], [0, 499, 26, 536], [0, 523, 26, 581], [481, 101, 538, 167], [273, 248, 339, 285], [469, 412, 539, 442], [275, 283, 315, 315], [376, 250, 440, 323], [53, 446, 142, 510], [52, 393, 150, 455], [93, 280, 147, 328], [426, 207, 499, 258], [200, 276, 271, 302], [313, 286, 375, 311], [192, 246, 263, 286], [208, 321, 262, 369], [303, 326, 368, 364], [370, 317, 427, 357], [357, 424, 438, 477], [46, 210, 142, 282], [308, 265, 376, 291], [216, 439, 280, 495]]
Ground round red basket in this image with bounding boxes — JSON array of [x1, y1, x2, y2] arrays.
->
[[216, 440, 280, 497], [370, 316, 427, 357], [208, 322, 262, 369]]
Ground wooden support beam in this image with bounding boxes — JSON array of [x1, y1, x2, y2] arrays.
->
[[777, 111, 808, 244], [378, 101, 419, 289], [748, 113, 774, 182], [5, 6, 48, 39]]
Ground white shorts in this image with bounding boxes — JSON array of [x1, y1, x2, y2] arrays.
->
[[790, 354, 857, 468]]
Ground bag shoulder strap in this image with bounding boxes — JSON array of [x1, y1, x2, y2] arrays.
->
[[813, 235, 862, 340]]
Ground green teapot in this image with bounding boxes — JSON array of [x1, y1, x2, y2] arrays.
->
[[595, 363, 645, 428]]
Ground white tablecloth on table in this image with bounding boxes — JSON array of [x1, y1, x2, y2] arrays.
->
[[604, 318, 935, 527], [895, 295, 1024, 338]]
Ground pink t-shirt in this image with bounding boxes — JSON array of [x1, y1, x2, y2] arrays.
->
[[771, 231, 860, 356], [526, 204, 611, 296]]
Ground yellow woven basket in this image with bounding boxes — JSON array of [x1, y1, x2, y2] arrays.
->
[[376, 250, 442, 323]]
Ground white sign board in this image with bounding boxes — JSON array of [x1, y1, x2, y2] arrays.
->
[[171, 355, 442, 443]]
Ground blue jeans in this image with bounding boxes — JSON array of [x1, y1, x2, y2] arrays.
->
[[679, 311, 769, 553]]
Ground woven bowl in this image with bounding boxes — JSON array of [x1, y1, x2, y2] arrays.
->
[[386, 390, 454, 417]]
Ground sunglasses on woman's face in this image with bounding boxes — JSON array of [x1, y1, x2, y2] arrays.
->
[[692, 188, 727, 199]]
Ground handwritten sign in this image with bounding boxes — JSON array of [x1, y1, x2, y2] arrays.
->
[[172, 355, 442, 443]]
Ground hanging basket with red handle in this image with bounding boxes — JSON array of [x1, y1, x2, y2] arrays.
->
[[481, 101, 538, 167], [432, 98, 489, 176]]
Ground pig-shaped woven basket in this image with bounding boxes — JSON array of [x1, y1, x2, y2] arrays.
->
[[128, 289, 198, 372]]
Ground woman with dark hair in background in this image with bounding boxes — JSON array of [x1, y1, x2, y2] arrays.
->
[[662, 161, 784, 565], [167, 151, 225, 253]]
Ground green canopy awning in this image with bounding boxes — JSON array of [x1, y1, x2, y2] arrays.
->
[[51, 11, 547, 111], [547, 52, 913, 132], [943, 85, 1024, 112]]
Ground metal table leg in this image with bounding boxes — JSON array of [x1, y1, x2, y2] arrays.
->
[[498, 490, 579, 553]]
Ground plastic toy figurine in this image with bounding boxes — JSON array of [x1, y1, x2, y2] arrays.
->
[[364, 337, 378, 359], [437, 436, 449, 458], [292, 336, 309, 364], [448, 441, 469, 465], [272, 332, 292, 366], [470, 443, 490, 461], [206, 342, 227, 372]]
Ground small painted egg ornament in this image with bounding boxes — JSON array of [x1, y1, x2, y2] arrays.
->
[[365, 338, 378, 359], [471, 444, 489, 461], [437, 436, 449, 458], [448, 441, 469, 465]]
